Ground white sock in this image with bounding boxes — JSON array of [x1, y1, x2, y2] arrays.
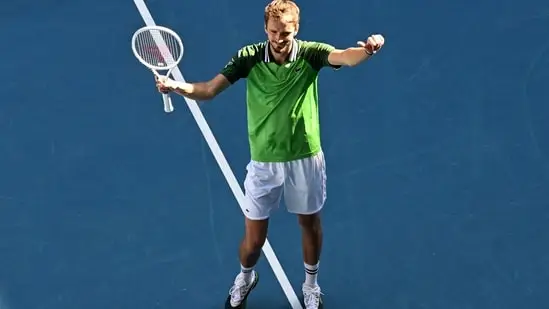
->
[[304, 262, 319, 286], [240, 264, 254, 284]]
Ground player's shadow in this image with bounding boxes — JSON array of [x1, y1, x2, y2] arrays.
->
[[208, 299, 294, 308]]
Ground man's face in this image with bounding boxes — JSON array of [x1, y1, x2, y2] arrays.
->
[[265, 15, 298, 56]]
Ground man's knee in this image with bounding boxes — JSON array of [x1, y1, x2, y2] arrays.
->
[[243, 218, 269, 250], [298, 212, 322, 231]]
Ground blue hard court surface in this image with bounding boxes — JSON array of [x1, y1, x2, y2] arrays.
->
[[1, 0, 549, 308]]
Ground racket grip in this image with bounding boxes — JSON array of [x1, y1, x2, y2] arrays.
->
[[162, 93, 174, 113]]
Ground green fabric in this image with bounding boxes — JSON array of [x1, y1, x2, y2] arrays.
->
[[220, 40, 339, 162]]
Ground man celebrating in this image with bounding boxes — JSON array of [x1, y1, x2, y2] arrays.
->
[[155, 1, 384, 308]]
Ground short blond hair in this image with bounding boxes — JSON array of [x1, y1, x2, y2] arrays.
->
[[264, 0, 300, 25]]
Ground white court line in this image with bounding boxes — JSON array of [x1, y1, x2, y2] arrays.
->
[[131, 1, 303, 308]]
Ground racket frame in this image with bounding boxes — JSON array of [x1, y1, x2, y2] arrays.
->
[[131, 25, 184, 113]]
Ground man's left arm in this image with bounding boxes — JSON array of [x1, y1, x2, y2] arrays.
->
[[328, 34, 385, 67]]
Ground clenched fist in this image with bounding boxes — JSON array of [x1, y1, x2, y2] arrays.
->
[[155, 75, 175, 94], [357, 34, 385, 55]]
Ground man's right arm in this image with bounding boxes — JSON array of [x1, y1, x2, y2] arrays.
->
[[167, 74, 231, 101], [160, 45, 255, 101]]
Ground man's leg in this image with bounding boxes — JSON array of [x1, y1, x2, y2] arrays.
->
[[298, 212, 323, 286], [297, 209, 324, 309], [238, 217, 269, 282], [284, 151, 326, 309], [225, 160, 284, 308], [225, 217, 268, 308]]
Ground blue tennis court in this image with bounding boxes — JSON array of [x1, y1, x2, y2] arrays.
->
[[1, 0, 549, 308]]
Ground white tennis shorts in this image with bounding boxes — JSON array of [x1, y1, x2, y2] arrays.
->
[[243, 151, 327, 220]]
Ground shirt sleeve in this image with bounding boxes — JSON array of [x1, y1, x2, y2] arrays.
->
[[220, 45, 261, 84], [300, 41, 342, 71]]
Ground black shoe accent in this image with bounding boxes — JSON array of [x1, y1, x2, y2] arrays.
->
[[224, 272, 259, 308]]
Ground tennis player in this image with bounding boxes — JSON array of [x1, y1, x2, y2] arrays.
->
[[155, 1, 384, 307]]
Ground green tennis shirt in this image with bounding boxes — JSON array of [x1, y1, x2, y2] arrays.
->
[[220, 39, 340, 162]]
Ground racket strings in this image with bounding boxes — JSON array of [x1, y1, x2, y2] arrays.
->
[[134, 29, 182, 68]]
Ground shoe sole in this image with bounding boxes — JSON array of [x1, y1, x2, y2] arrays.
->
[[224, 272, 260, 309]]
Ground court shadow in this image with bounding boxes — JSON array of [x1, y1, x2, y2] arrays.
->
[[207, 299, 294, 309], [250, 298, 298, 308]]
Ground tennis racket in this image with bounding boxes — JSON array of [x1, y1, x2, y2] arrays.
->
[[131, 25, 184, 113]]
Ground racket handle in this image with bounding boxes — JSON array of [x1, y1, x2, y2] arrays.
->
[[162, 93, 174, 113]]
